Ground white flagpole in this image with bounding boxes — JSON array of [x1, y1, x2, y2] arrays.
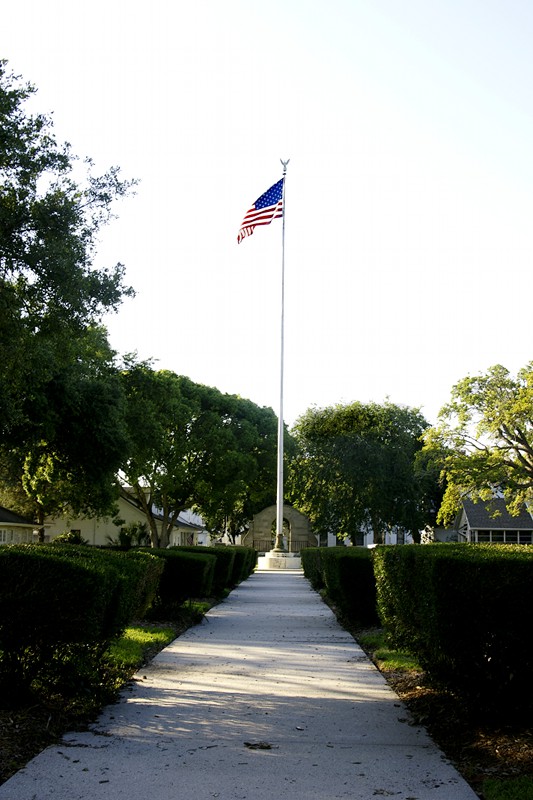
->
[[273, 158, 289, 552]]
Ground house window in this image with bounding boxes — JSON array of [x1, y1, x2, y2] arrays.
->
[[0, 529, 33, 544], [469, 528, 531, 544], [353, 530, 365, 546]]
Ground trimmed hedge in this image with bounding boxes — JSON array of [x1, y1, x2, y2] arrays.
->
[[322, 548, 378, 626], [171, 545, 258, 591], [146, 549, 216, 612], [229, 546, 257, 583], [173, 546, 236, 595], [121, 549, 166, 618], [373, 543, 533, 718], [48, 545, 164, 624], [301, 547, 378, 627], [0, 544, 163, 700], [300, 548, 324, 591]]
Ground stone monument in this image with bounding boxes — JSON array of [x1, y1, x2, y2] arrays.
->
[[242, 504, 317, 569]]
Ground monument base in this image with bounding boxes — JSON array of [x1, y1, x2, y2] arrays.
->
[[258, 551, 302, 570]]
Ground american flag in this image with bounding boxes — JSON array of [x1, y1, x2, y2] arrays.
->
[[237, 178, 284, 244]]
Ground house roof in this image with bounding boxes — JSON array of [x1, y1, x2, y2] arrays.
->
[[120, 491, 203, 531], [175, 515, 203, 531], [0, 505, 37, 526], [461, 498, 533, 530]]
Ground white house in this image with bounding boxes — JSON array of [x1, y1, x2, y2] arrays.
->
[[454, 497, 533, 544], [44, 492, 205, 547], [0, 506, 39, 545]]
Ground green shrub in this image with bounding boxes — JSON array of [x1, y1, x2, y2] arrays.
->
[[372, 544, 422, 650], [147, 549, 216, 615], [52, 530, 89, 545], [0, 544, 167, 703], [120, 549, 165, 618], [301, 547, 378, 626], [0, 545, 124, 701], [173, 546, 236, 595], [319, 548, 379, 627], [244, 545, 259, 576], [300, 548, 324, 590], [230, 545, 257, 582], [373, 543, 533, 719], [45, 545, 164, 625]]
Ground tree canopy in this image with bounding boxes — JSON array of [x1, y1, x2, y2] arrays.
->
[[195, 395, 292, 542], [288, 401, 433, 544], [423, 363, 533, 525], [120, 365, 283, 548], [0, 62, 292, 543], [0, 60, 136, 523], [1, 60, 135, 438]]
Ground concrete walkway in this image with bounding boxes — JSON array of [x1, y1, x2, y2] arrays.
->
[[0, 570, 478, 800]]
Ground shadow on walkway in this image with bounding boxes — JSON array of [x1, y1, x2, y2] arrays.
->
[[0, 570, 478, 800]]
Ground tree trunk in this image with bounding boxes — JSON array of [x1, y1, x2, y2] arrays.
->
[[129, 484, 160, 547], [37, 506, 46, 543], [148, 517, 160, 548], [159, 501, 181, 550], [371, 514, 384, 545]]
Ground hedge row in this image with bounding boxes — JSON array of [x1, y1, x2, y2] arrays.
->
[[372, 543, 533, 718], [173, 545, 257, 592], [300, 547, 379, 627], [0, 543, 257, 703], [302, 542, 533, 719], [232, 545, 258, 583], [0, 545, 164, 701], [145, 548, 216, 615]]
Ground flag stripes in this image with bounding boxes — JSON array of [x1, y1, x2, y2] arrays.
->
[[237, 178, 284, 243]]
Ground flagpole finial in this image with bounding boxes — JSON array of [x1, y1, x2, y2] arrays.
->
[[280, 158, 290, 175]]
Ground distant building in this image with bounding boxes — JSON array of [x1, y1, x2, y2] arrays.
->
[[0, 506, 39, 545], [455, 497, 533, 544], [44, 491, 204, 547]]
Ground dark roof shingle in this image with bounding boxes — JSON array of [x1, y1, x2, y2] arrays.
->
[[462, 498, 533, 530], [0, 506, 37, 526]]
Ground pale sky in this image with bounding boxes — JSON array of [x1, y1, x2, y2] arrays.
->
[[2, 0, 533, 427]]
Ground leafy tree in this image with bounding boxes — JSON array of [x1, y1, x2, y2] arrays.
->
[[0, 327, 131, 536], [119, 366, 197, 548], [288, 401, 432, 544], [193, 396, 289, 542], [423, 363, 533, 525], [120, 366, 284, 548], [0, 61, 136, 524], [0, 60, 135, 440]]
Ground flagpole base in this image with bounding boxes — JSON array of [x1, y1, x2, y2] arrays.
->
[[259, 551, 302, 570]]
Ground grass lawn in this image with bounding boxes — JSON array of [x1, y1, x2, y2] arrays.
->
[[107, 625, 178, 669], [482, 776, 533, 800], [357, 629, 420, 672]]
